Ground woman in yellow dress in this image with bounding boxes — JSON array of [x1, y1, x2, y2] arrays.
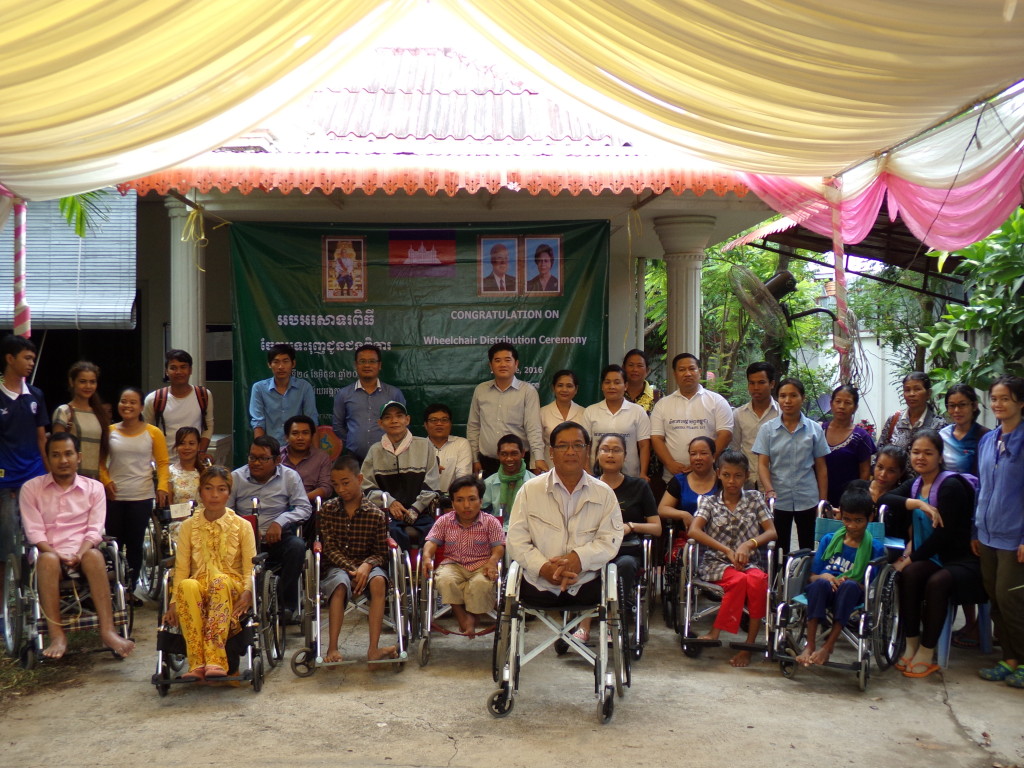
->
[[162, 466, 256, 681]]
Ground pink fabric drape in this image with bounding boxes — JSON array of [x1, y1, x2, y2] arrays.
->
[[738, 146, 1024, 253]]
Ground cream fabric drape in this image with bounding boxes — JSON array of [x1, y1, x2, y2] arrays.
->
[[1, 0, 1023, 199], [0, 0, 412, 200], [444, 0, 1024, 177]]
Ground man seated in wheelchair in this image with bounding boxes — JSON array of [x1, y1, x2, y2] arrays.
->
[[228, 435, 311, 623], [421, 475, 504, 636], [319, 455, 397, 665], [506, 422, 621, 608], [687, 449, 776, 667], [163, 466, 256, 680], [796, 483, 885, 667], [360, 401, 440, 551], [19, 432, 136, 659]]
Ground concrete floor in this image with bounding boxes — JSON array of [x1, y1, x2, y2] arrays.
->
[[1, 599, 1021, 768]]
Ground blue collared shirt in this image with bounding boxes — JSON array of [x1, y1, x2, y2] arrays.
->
[[331, 380, 406, 461], [228, 464, 312, 535], [249, 376, 318, 444], [975, 422, 1024, 550], [752, 413, 829, 511]]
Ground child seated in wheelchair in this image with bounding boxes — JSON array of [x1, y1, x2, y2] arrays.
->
[[163, 465, 256, 680], [795, 483, 885, 667], [421, 475, 504, 637], [687, 449, 776, 667], [318, 455, 397, 666]]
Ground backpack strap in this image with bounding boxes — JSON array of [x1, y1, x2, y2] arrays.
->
[[153, 386, 170, 431], [193, 385, 209, 433], [886, 410, 901, 443]]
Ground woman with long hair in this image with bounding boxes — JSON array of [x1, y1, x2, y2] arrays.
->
[[882, 429, 983, 679], [51, 361, 110, 480], [100, 386, 169, 599], [821, 384, 875, 507]]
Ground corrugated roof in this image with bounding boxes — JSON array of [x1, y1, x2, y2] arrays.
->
[[238, 47, 628, 149]]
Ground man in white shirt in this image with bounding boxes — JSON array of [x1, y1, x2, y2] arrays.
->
[[467, 343, 547, 477], [507, 422, 621, 606], [423, 403, 472, 494], [650, 353, 733, 480], [142, 349, 213, 458], [730, 361, 779, 488]]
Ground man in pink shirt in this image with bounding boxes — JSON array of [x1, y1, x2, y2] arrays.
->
[[421, 475, 504, 636], [20, 432, 135, 659]]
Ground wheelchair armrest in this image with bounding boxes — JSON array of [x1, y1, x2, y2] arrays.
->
[[161, 555, 176, 569], [386, 538, 399, 550], [252, 552, 270, 565]]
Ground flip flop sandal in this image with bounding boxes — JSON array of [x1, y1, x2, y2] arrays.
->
[[979, 661, 1016, 681], [204, 665, 228, 678], [894, 656, 913, 672], [903, 662, 941, 678], [952, 630, 979, 649]]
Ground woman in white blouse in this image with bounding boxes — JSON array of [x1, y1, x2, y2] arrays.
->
[[539, 369, 585, 467]]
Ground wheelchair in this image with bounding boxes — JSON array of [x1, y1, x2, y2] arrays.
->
[[3, 538, 132, 669], [289, 534, 413, 676], [769, 504, 901, 691], [675, 536, 778, 658], [415, 549, 503, 667], [623, 536, 654, 661], [487, 560, 629, 724], [659, 522, 689, 631], [151, 552, 269, 695], [139, 501, 195, 602]]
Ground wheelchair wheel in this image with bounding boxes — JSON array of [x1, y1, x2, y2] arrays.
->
[[155, 660, 171, 697], [598, 685, 615, 724], [779, 647, 799, 679], [20, 643, 36, 670], [251, 654, 264, 693], [3, 555, 24, 656], [290, 647, 316, 678], [680, 632, 703, 658], [491, 604, 510, 683], [140, 515, 163, 602], [260, 573, 284, 668], [417, 636, 430, 668], [487, 687, 514, 718], [857, 656, 870, 691], [872, 565, 902, 671]]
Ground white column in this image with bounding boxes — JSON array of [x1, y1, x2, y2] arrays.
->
[[165, 198, 206, 385], [654, 215, 717, 359]]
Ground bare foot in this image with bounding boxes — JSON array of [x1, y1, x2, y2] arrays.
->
[[102, 630, 135, 658], [367, 645, 398, 669], [42, 635, 68, 659], [795, 645, 815, 667], [324, 648, 343, 663], [730, 650, 752, 667], [205, 665, 227, 678], [696, 634, 717, 642], [809, 646, 833, 666]]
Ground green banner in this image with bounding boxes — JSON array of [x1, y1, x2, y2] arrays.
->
[[230, 220, 609, 464]]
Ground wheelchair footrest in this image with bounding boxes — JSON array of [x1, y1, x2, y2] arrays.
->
[[681, 637, 722, 647], [728, 641, 767, 652]]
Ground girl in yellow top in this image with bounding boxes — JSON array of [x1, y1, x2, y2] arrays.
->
[[99, 386, 169, 598], [163, 466, 256, 680]]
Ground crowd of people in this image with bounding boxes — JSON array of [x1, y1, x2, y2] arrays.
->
[[2, 332, 1022, 692]]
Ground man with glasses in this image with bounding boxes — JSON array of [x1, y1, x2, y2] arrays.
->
[[507, 422, 622, 606], [229, 435, 311, 622], [423, 403, 472, 494], [650, 353, 733, 480], [331, 344, 406, 462]]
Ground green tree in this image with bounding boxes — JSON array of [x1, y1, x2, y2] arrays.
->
[[916, 208, 1024, 390], [57, 190, 111, 237], [644, 241, 832, 402]]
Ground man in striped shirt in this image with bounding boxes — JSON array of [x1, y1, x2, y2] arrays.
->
[[421, 475, 504, 636]]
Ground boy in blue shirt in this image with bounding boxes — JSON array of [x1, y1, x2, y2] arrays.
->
[[796, 483, 884, 667]]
